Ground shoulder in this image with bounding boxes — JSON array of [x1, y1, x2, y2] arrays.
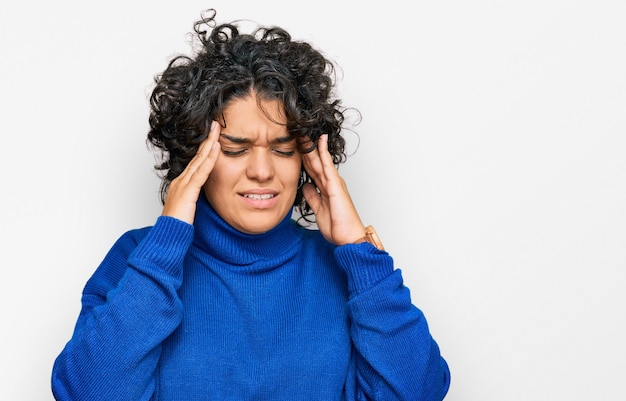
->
[[104, 225, 155, 261], [82, 225, 155, 296]]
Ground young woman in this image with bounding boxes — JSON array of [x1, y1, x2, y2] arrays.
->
[[51, 9, 450, 401]]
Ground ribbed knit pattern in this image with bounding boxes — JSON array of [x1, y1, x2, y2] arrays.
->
[[52, 194, 450, 400]]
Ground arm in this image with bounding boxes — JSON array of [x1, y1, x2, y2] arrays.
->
[[52, 122, 222, 400], [51, 217, 193, 401], [335, 244, 450, 401], [302, 135, 450, 400]]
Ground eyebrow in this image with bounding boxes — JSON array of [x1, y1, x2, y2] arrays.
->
[[219, 133, 295, 144]]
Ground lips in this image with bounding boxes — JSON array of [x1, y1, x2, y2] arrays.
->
[[239, 190, 279, 209]]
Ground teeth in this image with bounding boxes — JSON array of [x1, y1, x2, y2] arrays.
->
[[244, 194, 274, 200]]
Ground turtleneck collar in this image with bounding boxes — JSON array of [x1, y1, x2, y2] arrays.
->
[[192, 193, 303, 269]]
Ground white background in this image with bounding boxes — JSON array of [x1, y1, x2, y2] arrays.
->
[[1, 1, 625, 400]]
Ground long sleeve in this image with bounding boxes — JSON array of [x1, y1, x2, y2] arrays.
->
[[335, 243, 451, 401], [51, 216, 194, 401]]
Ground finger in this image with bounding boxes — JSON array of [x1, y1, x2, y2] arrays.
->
[[316, 134, 330, 163], [303, 134, 335, 185], [192, 121, 221, 165], [177, 121, 221, 182], [302, 143, 323, 181], [199, 120, 221, 154], [304, 134, 342, 194], [317, 134, 340, 179], [188, 140, 220, 187], [309, 135, 334, 174]]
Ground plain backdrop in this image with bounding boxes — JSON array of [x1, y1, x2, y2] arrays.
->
[[1, 1, 625, 400]]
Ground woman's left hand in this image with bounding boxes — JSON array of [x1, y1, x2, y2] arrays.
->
[[302, 134, 365, 245]]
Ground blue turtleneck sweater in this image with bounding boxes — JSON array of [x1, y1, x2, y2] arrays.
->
[[52, 195, 450, 400]]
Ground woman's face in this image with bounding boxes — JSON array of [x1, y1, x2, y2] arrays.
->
[[202, 95, 301, 234]]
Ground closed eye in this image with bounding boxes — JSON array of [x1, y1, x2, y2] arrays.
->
[[219, 133, 296, 157], [221, 148, 248, 157], [272, 148, 296, 157]]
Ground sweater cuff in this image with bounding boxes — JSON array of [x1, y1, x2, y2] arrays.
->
[[128, 216, 194, 279], [334, 243, 394, 295]]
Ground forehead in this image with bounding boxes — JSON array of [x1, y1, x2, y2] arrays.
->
[[220, 95, 289, 140]]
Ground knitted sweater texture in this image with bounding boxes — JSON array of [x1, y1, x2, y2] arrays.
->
[[51, 195, 450, 400]]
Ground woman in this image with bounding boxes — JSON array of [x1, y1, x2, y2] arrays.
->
[[51, 9, 450, 401]]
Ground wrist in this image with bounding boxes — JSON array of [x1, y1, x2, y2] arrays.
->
[[354, 225, 384, 250]]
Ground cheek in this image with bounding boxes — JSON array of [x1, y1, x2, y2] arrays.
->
[[281, 159, 302, 186]]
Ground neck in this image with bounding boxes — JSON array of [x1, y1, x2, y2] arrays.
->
[[192, 194, 302, 270]]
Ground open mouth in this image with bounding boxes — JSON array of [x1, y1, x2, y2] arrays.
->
[[242, 193, 275, 200]]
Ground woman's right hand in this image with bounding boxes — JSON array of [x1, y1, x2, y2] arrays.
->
[[161, 121, 221, 224]]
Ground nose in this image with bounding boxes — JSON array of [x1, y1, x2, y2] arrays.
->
[[246, 148, 274, 182]]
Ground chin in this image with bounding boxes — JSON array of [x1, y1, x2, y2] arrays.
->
[[238, 225, 274, 235], [232, 218, 276, 235]]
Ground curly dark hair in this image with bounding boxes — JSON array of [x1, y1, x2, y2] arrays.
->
[[147, 9, 356, 219]]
